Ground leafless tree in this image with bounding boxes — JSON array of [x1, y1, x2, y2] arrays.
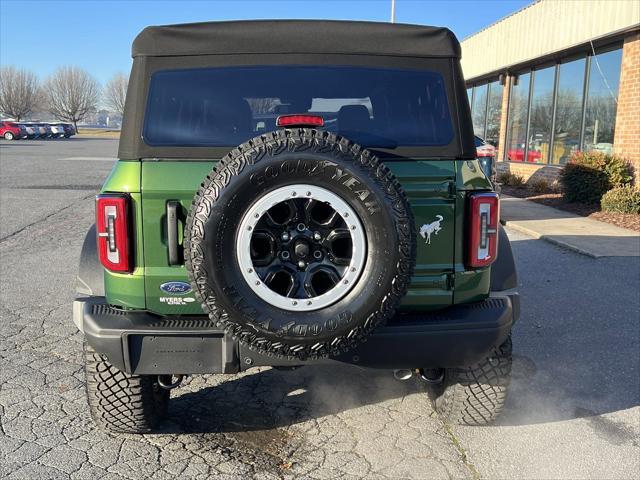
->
[[103, 72, 128, 116], [44, 66, 100, 131], [0, 66, 41, 120], [246, 97, 280, 114]]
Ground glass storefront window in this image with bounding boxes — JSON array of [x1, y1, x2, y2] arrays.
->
[[552, 58, 586, 164], [472, 84, 488, 138], [584, 48, 622, 155], [467, 87, 473, 107], [528, 66, 555, 164], [485, 81, 503, 148], [506, 73, 530, 162]]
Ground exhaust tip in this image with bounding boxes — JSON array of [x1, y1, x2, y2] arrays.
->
[[418, 368, 445, 384], [393, 369, 414, 381]]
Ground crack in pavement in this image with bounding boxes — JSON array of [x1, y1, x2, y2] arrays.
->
[[0, 192, 94, 244]]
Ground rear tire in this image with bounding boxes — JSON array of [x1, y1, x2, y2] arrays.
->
[[84, 342, 169, 433], [4, 132, 14, 140], [429, 336, 512, 425]]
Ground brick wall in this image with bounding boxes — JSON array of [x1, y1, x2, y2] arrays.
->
[[496, 161, 562, 184], [614, 32, 640, 177], [496, 76, 511, 161], [468, 76, 510, 160]]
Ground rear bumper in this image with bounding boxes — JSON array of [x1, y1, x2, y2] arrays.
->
[[74, 293, 519, 375]]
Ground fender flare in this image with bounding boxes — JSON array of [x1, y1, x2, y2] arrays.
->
[[76, 224, 104, 296], [491, 226, 518, 291]]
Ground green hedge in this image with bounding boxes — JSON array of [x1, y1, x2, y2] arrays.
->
[[560, 152, 633, 204], [601, 185, 640, 214]]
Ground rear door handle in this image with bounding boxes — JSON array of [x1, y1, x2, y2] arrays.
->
[[167, 201, 181, 265]]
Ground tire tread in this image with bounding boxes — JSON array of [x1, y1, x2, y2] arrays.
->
[[84, 342, 168, 433], [434, 337, 512, 426]]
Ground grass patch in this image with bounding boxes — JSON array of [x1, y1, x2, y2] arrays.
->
[[77, 129, 121, 138]]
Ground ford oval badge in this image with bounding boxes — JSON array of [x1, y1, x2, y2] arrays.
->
[[160, 281, 192, 295]]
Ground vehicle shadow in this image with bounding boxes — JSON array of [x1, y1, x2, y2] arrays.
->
[[162, 363, 421, 434]]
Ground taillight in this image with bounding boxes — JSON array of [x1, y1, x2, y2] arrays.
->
[[276, 114, 324, 128], [467, 192, 499, 268], [96, 194, 132, 273]]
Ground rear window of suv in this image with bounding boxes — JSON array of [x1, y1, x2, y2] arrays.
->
[[143, 66, 454, 149]]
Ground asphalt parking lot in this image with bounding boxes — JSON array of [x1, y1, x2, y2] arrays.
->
[[1, 138, 638, 479]]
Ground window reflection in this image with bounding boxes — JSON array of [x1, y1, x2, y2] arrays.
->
[[501, 45, 622, 166], [584, 48, 622, 155], [472, 84, 488, 138], [528, 67, 555, 164], [506, 73, 530, 162], [552, 58, 586, 164], [485, 81, 503, 148]]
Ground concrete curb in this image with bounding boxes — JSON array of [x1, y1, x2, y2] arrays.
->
[[501, 220, 601, 258], [500, 195, 640, 258]]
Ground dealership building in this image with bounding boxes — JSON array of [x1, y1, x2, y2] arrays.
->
[[460, 0, 640, 181]]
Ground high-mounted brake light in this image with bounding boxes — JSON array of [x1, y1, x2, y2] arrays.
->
[[276, 114, 324, 128], [467, 192, 499, 268], [96, 194, 132, 273]]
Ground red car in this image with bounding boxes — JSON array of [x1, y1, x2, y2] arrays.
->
[[0, 121, 26, 140], [475, 135, 496, 158], [507, 143, 542, 162]]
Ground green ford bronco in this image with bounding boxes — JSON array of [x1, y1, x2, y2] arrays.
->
[[73, 20, 519, 433]]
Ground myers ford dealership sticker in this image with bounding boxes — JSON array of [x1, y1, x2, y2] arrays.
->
[[160, 296, 196, 305], [160, 281, 192, 295], [159, 281, 195, 305]]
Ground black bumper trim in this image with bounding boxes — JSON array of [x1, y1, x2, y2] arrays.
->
[[75, 294, 518, 374]]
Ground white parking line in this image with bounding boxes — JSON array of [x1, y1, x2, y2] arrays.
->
[[61, 157, 117, 161]]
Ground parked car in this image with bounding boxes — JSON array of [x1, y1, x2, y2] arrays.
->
[[49, 124, 66, 138], [75, 20, 518, 434], [51, 122, 76, 138], [25, 123, 48, 138], [0, 121, 25, 140], [475, 135, 496, 158], [64, 123, 76, 138], [474, 135, 496, 182], [19, 124, 38, 139]]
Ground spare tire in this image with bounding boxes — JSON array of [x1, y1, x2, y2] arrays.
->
[[185, 129, 415, 360]]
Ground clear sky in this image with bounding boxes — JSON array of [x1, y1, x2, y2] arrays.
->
[[1, 0, 531, 85]]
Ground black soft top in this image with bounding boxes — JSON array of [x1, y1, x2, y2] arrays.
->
[[132, 20, 461, 58], [119, 20, 475, 160]]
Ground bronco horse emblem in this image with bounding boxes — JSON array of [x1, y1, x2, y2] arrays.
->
[[419, 215, 444, 245]]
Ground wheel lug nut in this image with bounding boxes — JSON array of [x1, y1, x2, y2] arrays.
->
[[313, 232, 321, 241], [281, 251, 290, 260], [313, 251, 322, 260], [281, 232, 290, 241], [298, 260, 306, 269], [297, 223, 306, 232]]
